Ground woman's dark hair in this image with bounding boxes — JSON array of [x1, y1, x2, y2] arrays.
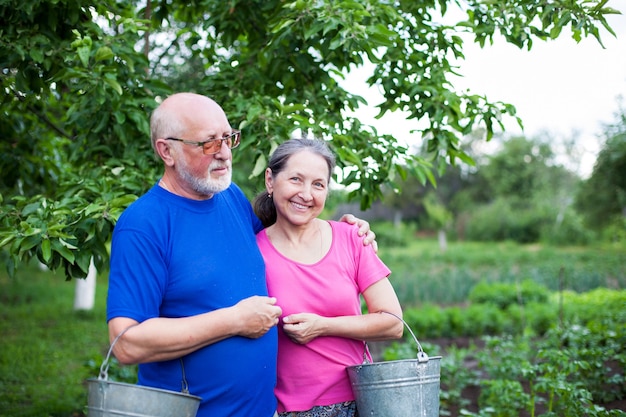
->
[[253, 138, 336, 228]]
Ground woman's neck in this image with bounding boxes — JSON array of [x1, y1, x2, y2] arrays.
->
[[266, 219, 329, 264]]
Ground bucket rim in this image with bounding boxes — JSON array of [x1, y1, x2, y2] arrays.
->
[[346, 356, 442, 371], [86, 378, 202, 401]]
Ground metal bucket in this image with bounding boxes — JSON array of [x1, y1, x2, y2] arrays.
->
[[86, 326, 201, 417], [86, 379, 201, 417], [346, 312, 441, 417]]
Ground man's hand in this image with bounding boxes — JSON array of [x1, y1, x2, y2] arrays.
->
[[233, 296, 282, 339], [339, 213, 378, 252]]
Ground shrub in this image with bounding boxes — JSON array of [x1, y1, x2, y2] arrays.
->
[[403, 304, 449, 339], [478, 379, 529, 417], [439, 346, 478, 414], [540, 209, 596, 246], [463, 200, 548, 243], [369, 221, 417, 247], [465, 303, 509, 336], [547, 324, 626, 404], [560, 288, 626, 325], [524, 301, 558, 336], [469, 279, 550, 309], [446, 306, 466, 336], [505, 302, 559, 336]]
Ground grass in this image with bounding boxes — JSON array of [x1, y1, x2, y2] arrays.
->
[[0, 239, 624, 416], [0, 263, 109, 417], [378, 239, 625, 307]]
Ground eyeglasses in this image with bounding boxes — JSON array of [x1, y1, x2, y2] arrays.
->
[[165, 130, 241, 155]]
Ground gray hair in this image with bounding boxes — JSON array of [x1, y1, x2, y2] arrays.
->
[[149, 102, 185, 156]]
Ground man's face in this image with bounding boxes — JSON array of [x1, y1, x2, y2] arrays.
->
[[174, 138, 233, 196], [156, 93, 237, 199]]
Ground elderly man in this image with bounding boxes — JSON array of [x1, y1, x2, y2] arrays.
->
[[106, 92, 374, 417]]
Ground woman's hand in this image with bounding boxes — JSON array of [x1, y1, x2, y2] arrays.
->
[[282, 313, 325, 344]]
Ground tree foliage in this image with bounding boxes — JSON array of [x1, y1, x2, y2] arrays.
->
[[0, 0, 619, 279], [576, 109, 626, 233], [460, 136, 588, 243], [377, 134, 586, 244]]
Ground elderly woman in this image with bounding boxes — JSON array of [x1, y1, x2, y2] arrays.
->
[[253, 138, 403, 417]]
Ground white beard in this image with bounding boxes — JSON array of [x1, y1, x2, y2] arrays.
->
[[177, 158, 232, 196]]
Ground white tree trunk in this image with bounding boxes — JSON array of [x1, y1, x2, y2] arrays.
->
[[438, 229, 448, 252], [393, 210, 403, 227], [74, 257, 97, 311]]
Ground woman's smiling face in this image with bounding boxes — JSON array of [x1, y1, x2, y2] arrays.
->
[[268, 150, 330, 226]]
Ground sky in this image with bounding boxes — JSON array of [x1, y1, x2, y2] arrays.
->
[[346, 3, 626, 177]]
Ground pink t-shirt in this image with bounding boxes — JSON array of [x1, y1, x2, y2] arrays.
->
[[256, 220, 391, 412]]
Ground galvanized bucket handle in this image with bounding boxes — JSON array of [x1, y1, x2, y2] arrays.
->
[[99, 324, 136, 381], [381, 311, 429, 363], [98, 324, 192, 394]]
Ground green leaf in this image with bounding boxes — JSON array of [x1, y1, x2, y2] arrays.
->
[[456, 152, 476, 166], [77, 45, 90, 67], [95, 46, 114, 62], [41, 238, 52, 262], [22, 201, 42, 216], [0, 234, 15, 249], [19, 235, 41, 253], [30, 48, 45, 63], [103, 77, 123, 95], [59, 238, 79, 250], [271, 19, 295, 33], [109, 195, 138, 208], [250, 154, 267, 179], [83, 203, 105, 216], [329, 35, 343, 50], [52, 239, 75, 264], [75, 252, 92, 274]]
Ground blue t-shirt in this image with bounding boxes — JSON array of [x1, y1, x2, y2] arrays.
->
[[107, 183, 277, 417]]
